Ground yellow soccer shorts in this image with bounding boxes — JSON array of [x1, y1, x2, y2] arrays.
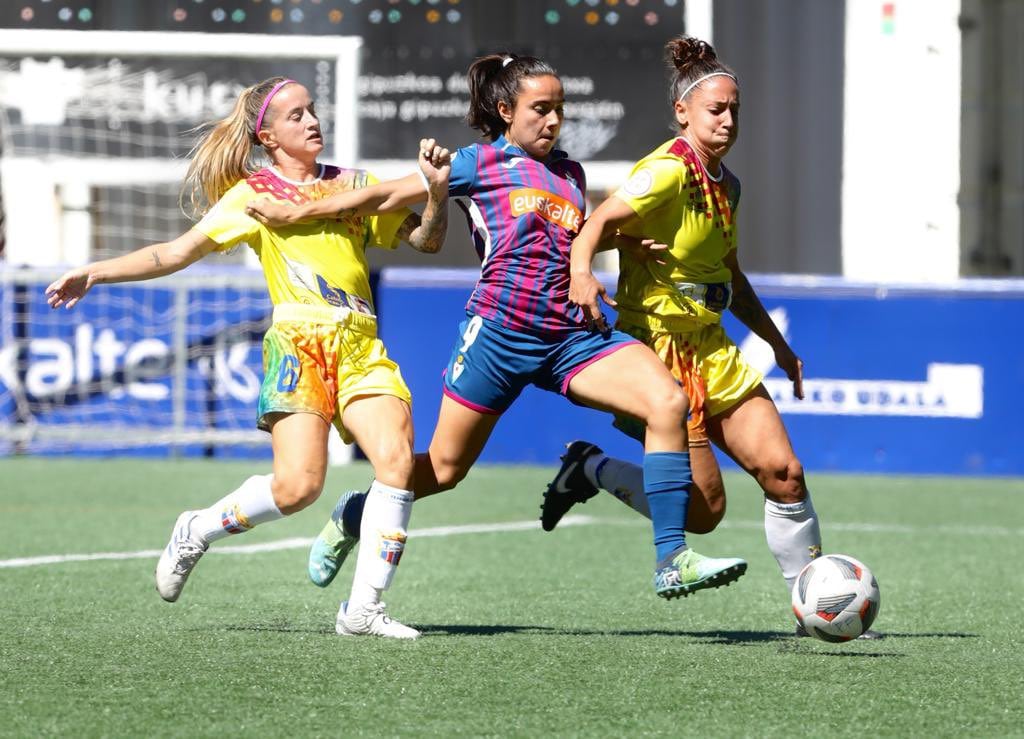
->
[[257, 308, 411, 443], [615, 321, 762, 445]]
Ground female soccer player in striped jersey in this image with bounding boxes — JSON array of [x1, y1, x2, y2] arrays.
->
[[540, 37, 878, 637], [250, 54, 748, 604], [45, 78, 451, 639]]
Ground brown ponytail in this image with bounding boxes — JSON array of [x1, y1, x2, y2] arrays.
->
[[466, 53, 559, 141], [179, 76, 291, 219]]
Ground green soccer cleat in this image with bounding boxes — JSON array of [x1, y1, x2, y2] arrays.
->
[[308, 490, 364, 587], [653, 547, 747, 600]]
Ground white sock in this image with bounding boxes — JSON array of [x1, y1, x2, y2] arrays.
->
[[764, 494, 822, 592], [347, 480, 414, 608], [586, 455, 651, 518], [191, 474, 283, 544]]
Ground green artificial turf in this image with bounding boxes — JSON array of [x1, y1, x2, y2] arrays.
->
[[1, 458, 1022, 737]]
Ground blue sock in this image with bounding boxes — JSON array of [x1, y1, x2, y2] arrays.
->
[[643, 451, 692, 562]]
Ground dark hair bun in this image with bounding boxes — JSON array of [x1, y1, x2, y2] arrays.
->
[[666, 36, 718, 74]]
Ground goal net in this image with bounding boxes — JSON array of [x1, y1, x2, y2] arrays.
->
[[0, 30, 359, 455]]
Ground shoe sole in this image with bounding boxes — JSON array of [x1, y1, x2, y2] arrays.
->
[[335, 625, 420, 640], [657, 561, 748, 600]]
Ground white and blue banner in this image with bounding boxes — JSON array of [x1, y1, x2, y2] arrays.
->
[[0, 272, 269, 456], [3, 268, 1022, 475], [377, 270, 1024, 477]]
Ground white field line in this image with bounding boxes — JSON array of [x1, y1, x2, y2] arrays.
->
[[0, 514, 599, 570], [714, 519, 1024, 537], [2, 514, 1021, 571]]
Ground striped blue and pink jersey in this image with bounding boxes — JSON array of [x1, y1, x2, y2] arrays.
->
[[449, 135, 588, 336]]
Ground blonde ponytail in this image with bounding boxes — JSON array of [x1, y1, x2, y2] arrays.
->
[[180, 76, 290, 219]]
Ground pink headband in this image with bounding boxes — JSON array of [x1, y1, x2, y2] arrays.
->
[[255, 79, 295, 135]]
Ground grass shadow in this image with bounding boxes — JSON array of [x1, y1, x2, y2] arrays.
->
[[223, 622, 335, 636], [420, 625, 794, 643], [220, 622, 978, 647]]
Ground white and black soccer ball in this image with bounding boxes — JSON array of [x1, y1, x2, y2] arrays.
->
[[791, 554, 880, 642]]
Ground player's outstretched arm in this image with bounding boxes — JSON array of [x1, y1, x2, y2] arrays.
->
[[244, 138, 450, 227], [45, 228, 218, 309], [245, 178, 419, 227], [724, 249, 804, 399]]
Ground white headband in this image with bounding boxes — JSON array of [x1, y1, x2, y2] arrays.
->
[[502, 56, 514, 68], [678, 71, 737, 102]]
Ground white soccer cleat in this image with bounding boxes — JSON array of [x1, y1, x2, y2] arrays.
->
[[335, 600, 420, 640], [155, 511, 208, 603]]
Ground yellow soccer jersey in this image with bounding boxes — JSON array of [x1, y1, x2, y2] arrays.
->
[[613, 137, 740, 332], [195, 165, 411, 313]]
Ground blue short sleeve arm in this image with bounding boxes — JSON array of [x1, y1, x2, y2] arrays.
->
[[448, 145, 479, 197]]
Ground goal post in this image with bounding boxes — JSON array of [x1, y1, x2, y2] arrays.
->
[[0, 30, 360, 458]]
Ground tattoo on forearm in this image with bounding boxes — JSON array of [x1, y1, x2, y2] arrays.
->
[[396, 214, 419, 245], [150, 249, 162, 268], [401, 194, 448, 254]]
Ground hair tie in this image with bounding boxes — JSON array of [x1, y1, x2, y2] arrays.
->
[[678, 71, 736, 102], [255, 79, 295, 135], [502, 56, 514, 68]]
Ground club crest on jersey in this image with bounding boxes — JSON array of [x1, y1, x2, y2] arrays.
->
[[508, 188, 582, 231], [622, 169, 653, 197], [378, 530, 407, 565]]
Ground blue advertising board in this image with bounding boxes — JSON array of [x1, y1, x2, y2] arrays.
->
[[4, 267, 1022, 475], [0, 274, 270, 456], [377, 269, 1024, 477]]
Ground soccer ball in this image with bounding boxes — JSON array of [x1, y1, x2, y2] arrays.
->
[[791, 554, 880, 642]]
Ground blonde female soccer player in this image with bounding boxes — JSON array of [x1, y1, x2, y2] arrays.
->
[[46, 77, 450, 639], [541, 36, 858, 634]]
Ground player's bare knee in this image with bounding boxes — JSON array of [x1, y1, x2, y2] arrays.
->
[[761, 457, 807, 504], [369, 439, 415, 489], [694, 489, 727, 533], [645, 385, 689, 433], [433, 461, 469, 492], [271, 472, 323, 514], [688, 507, 726, 535]]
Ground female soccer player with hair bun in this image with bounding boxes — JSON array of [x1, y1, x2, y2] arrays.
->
[[253, 53, 749, 603], [46, 77, 451, 639], [540, 37, 876, 637]]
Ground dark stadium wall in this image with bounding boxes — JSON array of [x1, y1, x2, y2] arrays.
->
[[0, 0, 845, 274], [713, 0, 845, 275]]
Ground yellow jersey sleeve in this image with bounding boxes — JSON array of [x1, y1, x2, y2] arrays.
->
[[358, 171, 410, 251], [194, 182, 260, 252], [614, 158, 684, 220]]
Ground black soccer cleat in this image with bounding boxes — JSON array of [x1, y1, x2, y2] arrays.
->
[[540, 441, 603, 531]]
